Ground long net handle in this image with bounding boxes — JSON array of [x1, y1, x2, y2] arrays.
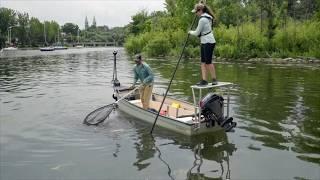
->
[[150, 16, 197, 134], [115, 85, 141, 104]]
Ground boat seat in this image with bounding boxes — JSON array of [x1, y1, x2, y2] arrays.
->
[[129, 99, 142, 107], [129, 99, 141, 104], [176, 117, 194, 124]]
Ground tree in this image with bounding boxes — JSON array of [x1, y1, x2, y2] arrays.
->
[[16, 12, 29, 46], [212, 0, 245, 28], [0, 8, 17, 48], [62, 23, 79, 43], [29, 17, 43, 46], [46, 21, 59, 44], [62, 23, 79, 35], [128, 10, 149, 35], [165, 0, 177, 16]]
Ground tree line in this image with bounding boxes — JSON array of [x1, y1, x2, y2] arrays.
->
[[125, 0, 320, 59], [0, 7, 126, 49]]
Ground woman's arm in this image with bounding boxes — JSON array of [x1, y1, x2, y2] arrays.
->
[[188, 18, 205, 36]]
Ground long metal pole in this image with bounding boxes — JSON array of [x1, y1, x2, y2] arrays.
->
[[150, 16, 197, 134]]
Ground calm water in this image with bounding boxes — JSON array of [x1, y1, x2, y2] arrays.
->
[[0, 48, 319, 180]]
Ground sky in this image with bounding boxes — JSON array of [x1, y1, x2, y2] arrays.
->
[[1, 0, 166, 28]]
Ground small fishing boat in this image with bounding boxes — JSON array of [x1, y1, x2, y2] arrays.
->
[[115, 82, 236, 136], [83, 51, 236, 136]]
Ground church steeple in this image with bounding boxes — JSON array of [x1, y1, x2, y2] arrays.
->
[[92, 16, 97, 28], [85, 16, 89, 30]]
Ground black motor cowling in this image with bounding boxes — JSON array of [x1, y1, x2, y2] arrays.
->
[[200, 93, 224, 122], [200, 93, 236, 132]]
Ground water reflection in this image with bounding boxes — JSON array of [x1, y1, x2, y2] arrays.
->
[[132, 128, 156, 171], [147, 58, 320, 165], [130, 121, 236, 180], [185, 133, 236, 180]]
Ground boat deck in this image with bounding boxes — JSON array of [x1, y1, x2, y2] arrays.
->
[[129, 97, 195, 124]]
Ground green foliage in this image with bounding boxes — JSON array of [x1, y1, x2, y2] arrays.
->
[[124, 0, 320, 59], [127, 10, 149, 35], [216, 44, 237, 58], [16, 12, 29, 46], [0, 8, 16, 48], [273, 20, 320, 58], [0, 7, 128, 48], [125, 33, 151, 55], [212, 0, 245, 27], [62, 23, 79, 36], [144, 33, 171, 57], [29, 17, 43, 46], [46, 21, 59, 44]]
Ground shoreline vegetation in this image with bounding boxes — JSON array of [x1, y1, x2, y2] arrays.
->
[[218, 56, 320, 64], [124, 0, 320, 61], [0, 8, 126, 49]]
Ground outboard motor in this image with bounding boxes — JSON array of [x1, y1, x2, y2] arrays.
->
[[200, 93, 236, 132], [200, 93, 224, 125]]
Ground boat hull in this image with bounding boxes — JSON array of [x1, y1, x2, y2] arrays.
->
[[3, 47, 18, 51], [54, 46, 68, 50], [40, 47, 55, 51], [117, 98, 223, 136]]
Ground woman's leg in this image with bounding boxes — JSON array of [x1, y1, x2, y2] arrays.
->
[[201, 63, 207, 81], [206, 63, 216, 80], [204, 43, 217, 84]]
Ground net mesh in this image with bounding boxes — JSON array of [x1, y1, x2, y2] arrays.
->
[[83, 104, 116, 125]]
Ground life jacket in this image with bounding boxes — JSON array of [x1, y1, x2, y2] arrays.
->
[[198, 16, 213, 37]]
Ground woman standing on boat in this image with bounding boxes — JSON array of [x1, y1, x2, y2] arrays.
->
[[189, 2, 217, 86], [131, 54, 154, 109]]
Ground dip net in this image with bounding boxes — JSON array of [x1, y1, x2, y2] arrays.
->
[[83, 104, 116, 125]]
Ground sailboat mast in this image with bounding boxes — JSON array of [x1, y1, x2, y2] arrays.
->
[[44, 23, 47, 45], [77, 29, 80, 44], [57, 28, 60, 43]]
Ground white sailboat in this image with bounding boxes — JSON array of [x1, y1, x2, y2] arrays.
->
[[54, 28, 67, 50], [40, 23, 54, 51], [75, 29, 83, 48], [3, 26, 18, 51]]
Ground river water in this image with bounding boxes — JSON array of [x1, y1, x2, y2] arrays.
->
[[0, 48, 319, 180]]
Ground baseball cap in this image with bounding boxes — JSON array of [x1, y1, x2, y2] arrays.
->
[[191, 3, 205, 13], [135, 54, 142, 61]]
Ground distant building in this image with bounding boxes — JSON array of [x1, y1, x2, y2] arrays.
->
[[92, 16, 96, 29], [85, 16, 89, 30], [97, 25, 109, 32]]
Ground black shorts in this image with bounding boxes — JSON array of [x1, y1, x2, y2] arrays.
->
[[201, 43, 215, 64]]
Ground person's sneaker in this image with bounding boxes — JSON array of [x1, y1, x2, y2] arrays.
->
[[212, 79, 218, 85], [196, 80, 208, 86]]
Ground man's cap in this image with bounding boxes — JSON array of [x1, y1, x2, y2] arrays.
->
[[135, 54, 142, 61]]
